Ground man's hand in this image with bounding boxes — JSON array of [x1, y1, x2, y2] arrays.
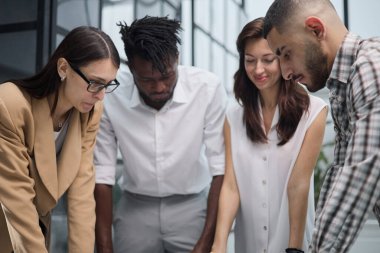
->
[[191, 175, 224, 253]]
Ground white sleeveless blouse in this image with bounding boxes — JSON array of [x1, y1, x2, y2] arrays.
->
[[226, 94, 327, 253]]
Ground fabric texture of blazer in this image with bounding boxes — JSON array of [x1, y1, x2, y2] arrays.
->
[[0, 82, 102, 253]]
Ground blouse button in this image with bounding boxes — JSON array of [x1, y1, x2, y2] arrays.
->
[[263, 226, 267, 230], [263, 156, 267, 161], [262, 180, 266, 185]]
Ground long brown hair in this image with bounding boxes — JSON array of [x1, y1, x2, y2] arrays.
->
[[234, 17, 309, 145], [10, 26, 120, 116]]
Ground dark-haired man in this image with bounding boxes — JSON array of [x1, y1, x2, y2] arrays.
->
[[94, 16, 227, 253], [263, 0, 380, 252]]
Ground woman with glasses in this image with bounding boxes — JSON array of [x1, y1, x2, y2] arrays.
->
[[211, 18, 327, 253], [0, 26, 120, 253]]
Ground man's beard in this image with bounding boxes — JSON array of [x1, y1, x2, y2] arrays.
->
[[304, 39, 330, 92]]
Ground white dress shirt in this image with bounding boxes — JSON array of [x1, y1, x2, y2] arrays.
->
[[94, 65, 227, 197], [227, 95, 327, 253]]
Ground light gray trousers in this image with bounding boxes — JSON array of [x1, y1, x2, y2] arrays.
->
[[113, 189, 207, 253]]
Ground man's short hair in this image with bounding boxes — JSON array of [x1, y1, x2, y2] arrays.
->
[[118, 16, 182, 73], [263, 0, 335, 38]]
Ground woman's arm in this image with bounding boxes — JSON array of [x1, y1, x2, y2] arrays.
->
[[0, 94, 48, 253], [211, 119, 240, 253], [66, 103, 103, 253], [287, 107, 328, 249]]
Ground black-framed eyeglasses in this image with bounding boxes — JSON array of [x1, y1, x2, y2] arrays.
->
[[68, 62, 120, 93]]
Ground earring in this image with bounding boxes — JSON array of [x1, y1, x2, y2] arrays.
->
[[61, 76, 66, 81]]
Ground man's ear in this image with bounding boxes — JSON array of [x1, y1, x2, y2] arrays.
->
[[174, 53, 179, 66], [126, 60, 134, 72], [305, 16, 326, 40]]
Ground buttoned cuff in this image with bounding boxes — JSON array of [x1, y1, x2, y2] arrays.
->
[[95, 165, 116, 185]]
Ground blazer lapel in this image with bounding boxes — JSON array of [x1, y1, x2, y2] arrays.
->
[[57, 109, 81, 198], [32, 98, 58, 200]]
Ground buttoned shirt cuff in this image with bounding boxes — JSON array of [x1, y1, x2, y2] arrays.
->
[[209, 160, 225, 176], [95, 165, 116, 185]]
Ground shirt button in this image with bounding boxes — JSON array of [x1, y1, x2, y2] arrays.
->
[[263, 156, 267, 161], [262, 203, 267, 208], [264, 250, 267, 253], [262, 180, 266, 185], [263, 226, 267, 230]]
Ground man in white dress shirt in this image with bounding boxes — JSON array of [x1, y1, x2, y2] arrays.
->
[[94, 16, 227, 253]]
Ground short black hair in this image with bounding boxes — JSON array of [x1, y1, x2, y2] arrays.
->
[[263, 0, 297, 38], [263, 0, 336, 38], [118, 16, 182, 74]]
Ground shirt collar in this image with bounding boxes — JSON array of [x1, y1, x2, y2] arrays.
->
[[327, 32, 361, 89], [127, 65, 189, 109], [127, 84, 143, 108], [258, 97, 280, 133], [171, 71, 189, 104]]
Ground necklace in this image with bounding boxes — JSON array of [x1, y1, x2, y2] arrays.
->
[[54, 109, 72, 131], [55, 119, 64, 131]]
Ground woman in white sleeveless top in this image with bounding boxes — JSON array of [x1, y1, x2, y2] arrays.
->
[[211, 18, 328, 253]]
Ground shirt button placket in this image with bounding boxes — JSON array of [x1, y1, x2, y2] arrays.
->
[[155, 112, 163, 194], [262, 148, 269, 248]]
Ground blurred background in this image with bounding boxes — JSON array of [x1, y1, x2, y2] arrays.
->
[[1, 0, 380, 252]]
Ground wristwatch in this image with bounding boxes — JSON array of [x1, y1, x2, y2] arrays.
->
[[285, 248, 304, 253]]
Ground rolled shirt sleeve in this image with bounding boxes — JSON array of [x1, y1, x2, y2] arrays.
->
[[203, 77, 227, 176], [94, 107, 118, 185]]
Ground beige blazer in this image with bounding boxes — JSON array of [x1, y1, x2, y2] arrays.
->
[[0, 82, 102, 253]]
